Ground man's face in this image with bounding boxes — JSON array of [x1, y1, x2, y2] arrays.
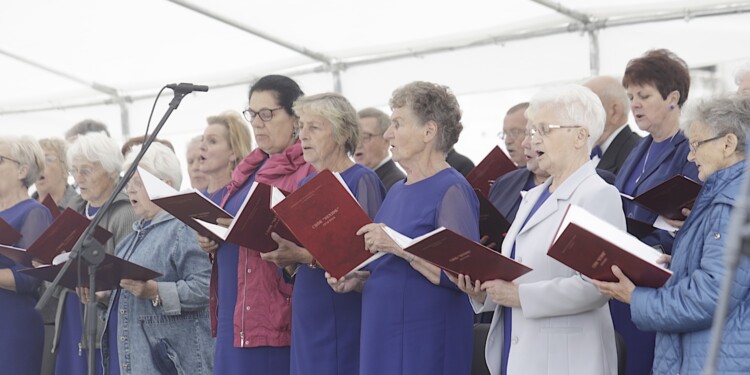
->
[[503, 109, 528, 167], [354, 117, 389, 169]]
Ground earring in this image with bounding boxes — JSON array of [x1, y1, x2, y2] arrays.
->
[[669, 104, 676, 110]]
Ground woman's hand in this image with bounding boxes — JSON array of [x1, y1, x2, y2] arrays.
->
[[357, 223, 405, 257], [76, 287, 111, 304], [453, 273, 486, 303], [260, 232, 313, 268], [120, 279, 158, 300], [196, 233, 219, 255], [663, 208, 691, 230], [481, 279, 520, 308], [479, 235, 498, 250], [656, 254, 672, 268], [325, 271, 369, 293], [591, 265, 636, 304]]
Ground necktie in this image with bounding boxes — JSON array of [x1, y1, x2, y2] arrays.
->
[[590, 145, 603, 159]]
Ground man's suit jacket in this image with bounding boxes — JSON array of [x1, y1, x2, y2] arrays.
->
[[597, 125, 642, 175], [446, 148, 475, 177], [374, 159, 405, 191], [473, 162, 624, 375]]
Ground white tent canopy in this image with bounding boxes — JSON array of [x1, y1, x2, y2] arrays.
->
[[2, 0, 749, 181]]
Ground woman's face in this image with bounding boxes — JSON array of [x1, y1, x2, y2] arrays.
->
[[199, 124, 235, 176], [69, 156, 116, 206], [384, 106, 428, 168], [298, 113, 342, 170], [186, 141, 208, 190], [36, 148, 67, 195], [125, 171, 162, 220], [527, 107, 582, 177], [249, 90, 296, 155], [0, 143, 24, 194], [686, 121, 734, 182], [627, 83, 676, 134]]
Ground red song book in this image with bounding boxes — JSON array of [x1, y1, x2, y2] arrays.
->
[[622, 175, 702, 220], [0, 218, 22, 246], [139, 167, 232, 242], [272, 170, 379, 279], [41, 194, 62, 219], [19, 253, 161, 291], [0, 208, 113, 267], [385, 226, 531, 283], [193, 181, 298, 252], [466, 146, 517, 198], [547, 204, 672, 288], [475, 189, 511, 251]]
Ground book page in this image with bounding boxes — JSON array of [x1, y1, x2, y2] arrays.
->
[[193, 219, 229, 240]]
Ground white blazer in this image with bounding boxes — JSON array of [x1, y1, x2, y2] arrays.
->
[[472, 161, 625, 375]]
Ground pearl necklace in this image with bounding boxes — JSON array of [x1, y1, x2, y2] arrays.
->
[[84, 201, 97, 219]]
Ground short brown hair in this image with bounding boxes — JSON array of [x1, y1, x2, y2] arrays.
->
[[623, 49, 691, 107], [121, 135, 175, 157], [389, 81, 463, 153]]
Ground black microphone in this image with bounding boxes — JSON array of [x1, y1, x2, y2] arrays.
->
[[167, 83, 209, 93]]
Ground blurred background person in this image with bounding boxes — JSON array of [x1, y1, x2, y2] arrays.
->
[[33, 137, 80, 375], [262, 92, 386, 375], [461, 84, 623, 375], [446, 146, 475, 176], [54, 132, 138, 375], [612, 48, 700, 375], [34, 138, 79, 210], [584, 76, 641, 175], [186, 135, 209, 191], [736, 61, 750, 95], [100, 143, 213, 375], [329, 81, 479, 375], [199, 111, 252, 198], [65, 119, 111, 143], [499, 102, 529, 167], [355, 107, 405, 191], [594, 95, 750, 375], [197, 75, 315, 374], [120, 134, 174, 157], [0, 135, 54, 375]]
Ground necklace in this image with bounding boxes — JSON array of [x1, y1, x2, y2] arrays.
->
[[636, 132, 678, 184], [84, 201, 97, 219]]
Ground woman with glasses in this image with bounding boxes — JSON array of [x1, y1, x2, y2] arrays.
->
[[611, 49, 700, 375], [196, 75, 315, 375], [34, 138, 79, 211], [458, 85, 625, 375], [0, 136, 54, 375], [198, 111, 253, 198], [98, 142, 213, 375], [594, 95, 750, 374], [327, 81, 479, 375], [54, 132, 138, 375]]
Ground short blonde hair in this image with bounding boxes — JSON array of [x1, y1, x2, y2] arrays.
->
[[0, 136, 46, 188], [39, 137, 69, 173], [294, 93, 360, 155], [206, 111, 253, 166]]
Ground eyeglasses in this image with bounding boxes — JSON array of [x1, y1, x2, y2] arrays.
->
[[125, 178, 144, 191], [68, 167, 96, 178], [360, 132, 383, 142], [0, 155, 20, 165], [497, 129, 526, 141], [527, 124, 583, 138], [689, 134, 724, 153], [242, 107, 284, 122], [44, 154, 60, 164]]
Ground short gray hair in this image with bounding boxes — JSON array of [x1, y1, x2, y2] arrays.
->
[[526, 84, 605, 150], [358, 107, 391, 134], [735, 62, 750, 86], [294, 92, 361, 155], [0, 136, 45, 188], [67, 132, 124, 174], [683, 95, 750, 153], [125, 142, 183, 188]]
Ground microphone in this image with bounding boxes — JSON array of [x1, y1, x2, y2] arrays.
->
[[167, 83, 209, 93]]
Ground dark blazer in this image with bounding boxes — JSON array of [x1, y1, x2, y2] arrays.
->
[[597, 125, 642, 175], [446, 148, 475, 177], [375, 159, 405, 191], [614, 131, 700, 255], [488, 165, 617, 225]]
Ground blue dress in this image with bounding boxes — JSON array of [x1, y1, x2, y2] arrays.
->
[[360, 168, 479, 375], [0, 199, 53, 375], [210, 167, 294, 375], [290, 164, 386, 375]]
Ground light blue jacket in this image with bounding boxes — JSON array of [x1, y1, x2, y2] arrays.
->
[[101, 211, 213, 375], [631, 160, 750, 375]]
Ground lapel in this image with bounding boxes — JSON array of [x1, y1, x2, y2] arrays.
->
[[634, 131, 686, 190], [599, 126, 631, 170]]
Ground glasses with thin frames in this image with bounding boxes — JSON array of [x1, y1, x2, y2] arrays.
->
[[527, 124, 583, 138], [360, 132, 383, 142], [68, 167, 97, 178], [497, 129, 526, 141], [689, 134, 725, 153], [242, 107, 284, 122], [0, 155, 20, 165]]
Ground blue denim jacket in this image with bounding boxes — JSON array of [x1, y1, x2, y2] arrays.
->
[[101, 211, 213, 374]]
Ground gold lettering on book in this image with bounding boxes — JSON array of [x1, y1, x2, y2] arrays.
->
[[591, 251, 608, 268], [312, 207, 340, 229]]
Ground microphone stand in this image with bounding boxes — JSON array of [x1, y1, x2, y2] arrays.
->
[[703, 150, 750, 375], [35, 86, 202, 375]]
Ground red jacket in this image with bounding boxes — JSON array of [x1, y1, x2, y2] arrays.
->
[[209, 142, 315, 347]]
